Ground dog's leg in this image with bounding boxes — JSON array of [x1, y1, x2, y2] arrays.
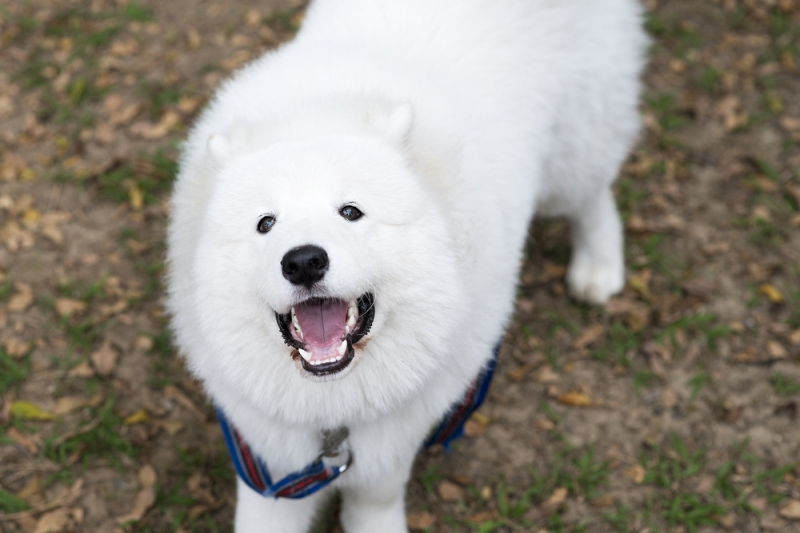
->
[[234, 478, 325, 533], [339, 467, 409, 533], [565, 186, 625, 305]]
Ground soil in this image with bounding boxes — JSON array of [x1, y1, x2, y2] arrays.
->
[[1, 1, 799, 532]]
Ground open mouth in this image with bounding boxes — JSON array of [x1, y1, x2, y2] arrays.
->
[[275, 293, 375, 376]]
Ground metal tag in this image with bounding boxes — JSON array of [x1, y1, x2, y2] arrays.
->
[[321, 427, 349, 457]]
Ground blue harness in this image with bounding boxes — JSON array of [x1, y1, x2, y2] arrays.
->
[[216, 343, 499, 499]]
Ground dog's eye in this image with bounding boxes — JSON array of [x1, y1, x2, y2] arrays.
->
[[339, 205, 364, 221], [257, 215, 276, 234]]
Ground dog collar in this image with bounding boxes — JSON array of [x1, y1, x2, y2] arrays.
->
[[216, 342, 499, 499]]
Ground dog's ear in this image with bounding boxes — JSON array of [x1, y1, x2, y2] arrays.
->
[[386, 102, 413, 143], [370, 102, 414, 144], [207, 134, 232, 164]]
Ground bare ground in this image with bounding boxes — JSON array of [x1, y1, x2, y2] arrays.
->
[[1, 1, 799, 532]]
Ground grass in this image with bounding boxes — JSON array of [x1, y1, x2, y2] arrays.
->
[[44, 395, 135, 467], [646, 93, 690, 131], [591, 321, 642, 367], [773, 374, 800, 397], [664, 494, 724, 533], [0, 489, 31, 513], [0, 350, 29, 394], [641, 433, 706, 489], [659, 313, 733, 351], [96, 149, 178, 205]]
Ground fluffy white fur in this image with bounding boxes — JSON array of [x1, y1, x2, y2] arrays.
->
[[166, 1, 647, 531]]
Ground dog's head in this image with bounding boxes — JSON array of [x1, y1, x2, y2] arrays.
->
[[172, 103, 465, 424]]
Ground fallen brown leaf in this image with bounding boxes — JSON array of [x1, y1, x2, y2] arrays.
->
[[591, 494, 615, 507], [8, 282, 34, 312], [624, 464, 646, 484], [556, 391, 592, 407], [54, 298, 86, 318], [67, 361, 94, 378], [536, 365, 560, 383], [571, 324, 604, 349], [466, 510, 499, 524], [90, 343, 118, 377], [16, 472, 43, 502], [187, 473, 215, 505], [541, 487, 567, 513], [407, 511, 435, 530], [164, 385, 205, 419], [5, 337, 31, 358], [117, 466, 157, 524], [6, 427, 41, 453], [760, 284, 784, 304], [780, 500, 800, 520], [151, 419, 185, 435], [53, 397, 91, 416], [437, 481, 464, 502], [33, 509, 70, 533]]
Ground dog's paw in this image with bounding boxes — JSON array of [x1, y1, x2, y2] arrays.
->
[[566, 255, 624, 305]]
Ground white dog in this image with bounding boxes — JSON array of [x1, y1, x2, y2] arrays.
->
[[166, 0, 646, 531]]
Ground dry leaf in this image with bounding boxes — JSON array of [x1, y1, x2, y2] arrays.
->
[[508, 361, 537, 381], [123, 409, 149, 425], [6, 426, 41, 453], [8, 282, 34, 312], [109, 103, 141, 126], [541, 487, 567, 512], [117, 466, 157, 524], [90, 343, 118, 377], [536, 365, 560, 383], [186, 472, 215, 505], [466, 511, 499, 524], [437, 481, 464, 502], [16, 472, 43, 501], [129, 184, 143, 210], [463, 412, 490, 437], [624, 464, 646, 484], [780, 500, 800, 519], [591, 494, 615, 507], [133, 335, 154, 351], [556, 391, 592, 407], [33, 509, 70, 533], [54, 298, 87, 318], [5, 337, 32, 358], [54, 397, 91, 416], [571, 324, 604, 349], [766, 341, 787, 359], [22, 208, 40, 229], [407, 512, 435, 530], [760, 284, 784, 304], [163, 385, 205, 419], [129, 110, 181, 140], [68, 361, 95, 378], [11, 401, 57, 421], [152, 419, 185, 435]]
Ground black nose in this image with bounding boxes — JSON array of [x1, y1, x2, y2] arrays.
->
[[281, 245, 329, 288]]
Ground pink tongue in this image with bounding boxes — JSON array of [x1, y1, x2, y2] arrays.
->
[[295, 299, 348, 348]]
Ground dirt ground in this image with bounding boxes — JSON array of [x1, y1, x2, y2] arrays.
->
[[1, 0, 800, 532]]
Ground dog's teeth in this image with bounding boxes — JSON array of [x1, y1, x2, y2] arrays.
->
[[298, 349, 312, 362], [345, 325, 351, 335], [337, 339, 347, 356], [346, 314, 356, 328], [347, 300, 358, 319]]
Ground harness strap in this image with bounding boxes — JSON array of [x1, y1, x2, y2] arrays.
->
[[216, 407, 351, 499], [423, 342, 499, 451], [216, 341, 500, 499]]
